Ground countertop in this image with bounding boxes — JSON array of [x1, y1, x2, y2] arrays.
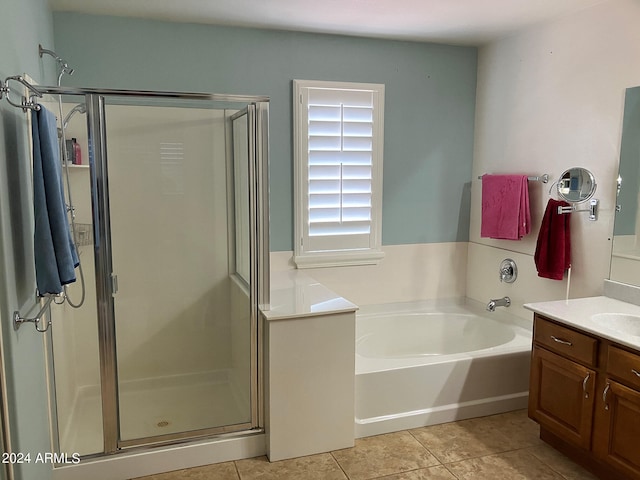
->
[[524, 296, 640, 351], [260, 270, 358, 321]]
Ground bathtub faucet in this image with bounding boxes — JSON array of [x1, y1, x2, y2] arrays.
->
[[486, 296, 511, 312]]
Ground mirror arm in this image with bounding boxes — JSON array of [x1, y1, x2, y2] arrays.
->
[[557, 198, 599, 221]]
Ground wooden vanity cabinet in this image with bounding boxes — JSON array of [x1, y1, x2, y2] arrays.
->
[[529, 345, 596, 448], [528, 317, 597, 449], [592, 346, 640, 479], [529, 314, 640, 480]]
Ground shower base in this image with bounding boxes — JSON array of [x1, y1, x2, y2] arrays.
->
[[61, 370, 249, 456]]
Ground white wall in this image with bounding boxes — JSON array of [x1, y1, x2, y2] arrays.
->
[[467, 0, 640, 316], [271, 242, 468, 306]]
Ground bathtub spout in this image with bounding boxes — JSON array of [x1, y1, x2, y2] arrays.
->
[[486, 296, 511, 312]]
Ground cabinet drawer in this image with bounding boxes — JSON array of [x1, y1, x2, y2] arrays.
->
[[534, 316, 597, 366], [608, 346, 640, 390]]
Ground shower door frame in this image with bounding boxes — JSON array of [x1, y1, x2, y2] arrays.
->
[[38, 86, 270, 455]]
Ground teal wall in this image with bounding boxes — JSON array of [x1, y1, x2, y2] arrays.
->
[[615, 86, 640, 236], [0, 0, 56, 479], [52, 13, 478, 251]]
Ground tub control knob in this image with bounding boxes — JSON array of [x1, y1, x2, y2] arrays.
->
[[499, 259, 517, 283]]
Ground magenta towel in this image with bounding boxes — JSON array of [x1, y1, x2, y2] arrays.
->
[[481, 175, 531, 240], [534, 199, 571, 280]]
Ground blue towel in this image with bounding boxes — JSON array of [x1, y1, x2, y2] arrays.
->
[[32, 106, 79, 295]]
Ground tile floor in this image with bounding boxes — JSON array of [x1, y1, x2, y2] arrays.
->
[[132, 410, 600, 480]]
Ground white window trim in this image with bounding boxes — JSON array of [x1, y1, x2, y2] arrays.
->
[[293, 79, 385, 269]]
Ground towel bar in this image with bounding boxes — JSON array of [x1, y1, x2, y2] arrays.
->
[[0, 75, 42, 112], [13, 294, 61, 333], [477, 174, 549, 183], [557, 198, 599, 221]]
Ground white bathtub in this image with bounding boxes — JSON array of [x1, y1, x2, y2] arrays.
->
[[355, 299, 532, 438]]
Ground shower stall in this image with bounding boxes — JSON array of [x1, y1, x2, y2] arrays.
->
[[38, 87, 269, 458]]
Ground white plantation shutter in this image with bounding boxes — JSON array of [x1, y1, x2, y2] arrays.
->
[[294, 80, 385, 268]]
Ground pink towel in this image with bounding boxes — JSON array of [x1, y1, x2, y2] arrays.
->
[[481, 175, 531, 240], [534, 199, 571, 280]]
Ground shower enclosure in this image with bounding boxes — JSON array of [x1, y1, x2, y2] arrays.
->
[[41, 87, 269, 457]]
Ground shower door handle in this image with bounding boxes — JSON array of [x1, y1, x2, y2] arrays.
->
[[111, 273, 118, 295]]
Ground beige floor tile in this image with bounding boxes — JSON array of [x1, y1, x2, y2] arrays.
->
[[527, 444, 600, 480], [130, 461, 239, 480], [374, 465, 458, 479], [446, 449, 565, 480], [235, 454, 347, 480], [331, 431, 440, 480], [410, 416, 516, 463], [129, 411, 592, 480], [479, 409, 543, 449]]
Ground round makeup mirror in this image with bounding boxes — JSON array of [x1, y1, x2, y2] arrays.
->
[[557, 167, 597, 203]]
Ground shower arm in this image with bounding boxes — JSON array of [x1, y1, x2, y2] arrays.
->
[[39, 44, 74, 76]]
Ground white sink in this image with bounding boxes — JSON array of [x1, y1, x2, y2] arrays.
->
[[591, 313, 640, 337]]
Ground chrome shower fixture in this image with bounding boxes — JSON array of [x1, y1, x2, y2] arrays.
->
[[486, 296, 511, 312], [499, 258, 517, 283], [39, 44, 74, 76], [63, 103, 87, 129]]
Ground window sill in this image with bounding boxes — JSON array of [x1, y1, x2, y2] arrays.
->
[[294, 250, 385, 269]]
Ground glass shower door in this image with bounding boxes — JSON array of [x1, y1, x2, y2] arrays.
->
[[103, 98, 255, 444]]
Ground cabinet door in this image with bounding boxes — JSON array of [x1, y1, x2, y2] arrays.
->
[[529, 346, 595, 449], [595, 379, 640, 479]]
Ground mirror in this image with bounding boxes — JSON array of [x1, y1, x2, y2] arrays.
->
[[610, 86, 640, 286], [557, 167, 596, 203]]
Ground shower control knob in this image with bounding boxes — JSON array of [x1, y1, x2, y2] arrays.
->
[[499, 259, 517, 283]]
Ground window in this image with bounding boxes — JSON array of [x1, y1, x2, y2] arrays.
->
[[293, 80, 385, 268]]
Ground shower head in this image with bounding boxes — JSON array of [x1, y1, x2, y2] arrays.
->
[[39, 44, 74, 78], [60, 64, 75, 76], [63, 103, 87, 130]]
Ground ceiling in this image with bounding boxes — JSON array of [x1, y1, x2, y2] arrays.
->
[[48, 0, 607, 46]]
